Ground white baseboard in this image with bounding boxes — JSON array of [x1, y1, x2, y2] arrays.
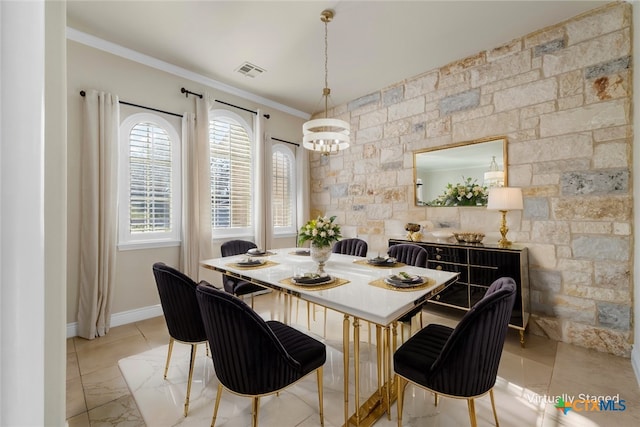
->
[[631, 344, 640, 387], [66, 304, 163, 338]]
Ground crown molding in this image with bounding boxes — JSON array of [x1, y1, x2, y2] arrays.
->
[[66, 27, 310, 120]]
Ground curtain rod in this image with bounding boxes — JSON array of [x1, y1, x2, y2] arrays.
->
[[271, 137, 299, 147], [79, 90, 183, 118], [180, 87, 270, 119]]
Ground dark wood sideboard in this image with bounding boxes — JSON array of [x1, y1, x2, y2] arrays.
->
[[389, 238, 530, 345]]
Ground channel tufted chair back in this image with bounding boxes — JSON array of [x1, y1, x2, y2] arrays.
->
[[394, 277, 517, 427], [196, 283, 326, 427], [387, 243, 428, 268], [332, 238, 368, 257], [152, 262, 208, 417], [220, 239, 263, 305]]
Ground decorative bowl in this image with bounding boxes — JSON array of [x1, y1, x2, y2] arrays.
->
[[452, 232, 485, 243], [431, 230, 453, 239]]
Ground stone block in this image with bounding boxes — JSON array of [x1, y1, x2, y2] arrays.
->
[[564, 321, 631, 357], [553, 295, 596, 324], [572, 235, 629, 261], [380, 161, 403, 171], [440, 51, 485, 75], [365, 204, 392, 220], [593, 142, 628, 169], [529, 269, 561, 292], [592, 125, 631, 142], [553, 196, 631, 221], [452, 110, 519, 141], [584, 56, 631, 80], [523, 197, 549, 219], [531, 173, 559, 186], [539, 99, 628, 137], [526, 243, 557, 269], [532, 158, 591, 174], [356, 125, 383, 144], [439, 89, 480, 115], [564, 284, 629, 305], [531, 221, 570, 244], [507, 164, 532, 187], [359, 109, 388, 129], [597, 302, 630, 330], [493, 78, 558, 112], [566, 3, 631, 46], [383, 120, 411, 138], [348, 92, 380, 111], [558, 70, 583, 97], [405, 71, 438, 98], [560, 169, 628, 196], [349, 184, 364, 196], [586, 72, 629, 104], [524, 25, 565, 49], [438, 70, 470, 90], [481, 69, 541, 95], [426, 117, 451, 138], [450, 105, 493, 123], [612, 222, 630, 235], [569, 221, 611, 234], [487, 39, 522, 61], [388, 97, 425, 121], [382, 86, 404, 106], [509, 133, 592, 164], [561, 269, 593, 287], [533, 38, 565, 57], [557, 94, 583, 110], [594, 261, 630, 290], [470, 50, 531, 87]]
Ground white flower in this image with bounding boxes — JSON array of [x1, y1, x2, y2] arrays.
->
[[328, 229, 335, 236], [320, 231, 327, 238], [312, 229, 318, 236]]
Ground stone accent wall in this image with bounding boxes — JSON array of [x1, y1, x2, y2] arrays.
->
[[309, 3, 633, 356]]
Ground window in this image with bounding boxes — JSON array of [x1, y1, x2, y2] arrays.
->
[[209, 110, 253, 237], [118, 113, 181, 249], [271, 144, 296, 235]]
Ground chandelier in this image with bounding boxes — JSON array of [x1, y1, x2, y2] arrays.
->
[[302, 9, 350, 155]]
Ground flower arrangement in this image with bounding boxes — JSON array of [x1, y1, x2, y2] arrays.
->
[[428, 177, 488, 207], [298, 215, 342, 247]]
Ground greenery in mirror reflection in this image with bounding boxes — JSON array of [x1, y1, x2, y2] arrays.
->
[[428, 176, 488, 207]]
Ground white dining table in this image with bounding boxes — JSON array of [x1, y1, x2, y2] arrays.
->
[[200, 248, 459, 426]]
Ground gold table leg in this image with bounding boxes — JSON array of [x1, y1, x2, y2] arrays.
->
[[343, 314, 350, 426], [353, 318, 361, 426]]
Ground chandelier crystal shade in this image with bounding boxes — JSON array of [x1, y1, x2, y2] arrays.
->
[[302, 9, 350, 155]]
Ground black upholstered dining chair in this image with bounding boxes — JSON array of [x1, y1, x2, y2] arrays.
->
[[220, 239, 264, 307], [387, 243, 429, 337], [394, 277, 517, 427], [333, 237, 368, 257], [152, 262, 208, 417], [195, 283, 326, 427]]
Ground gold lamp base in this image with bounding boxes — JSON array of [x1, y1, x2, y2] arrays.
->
[[497, 210, 512, 247]]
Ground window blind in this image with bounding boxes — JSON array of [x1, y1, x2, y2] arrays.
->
[[272, 150, 293, 227], [209, 119, 252, 229], [129, 122, 172, 233]]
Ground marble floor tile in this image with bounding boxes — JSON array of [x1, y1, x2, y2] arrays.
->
[[66, 375, 87, 419], [87, 394, 145, 427], [77, 334, 151, 376], [74, 322, 142, 353], [67, 348, 81, 381], [83, 365, 131, 410]]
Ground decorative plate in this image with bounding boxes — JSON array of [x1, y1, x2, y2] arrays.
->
[[385, 273, 424, 288], [236, 258, 265, 267], [292, 273, 333, 286], [367, 257, 397, 266]]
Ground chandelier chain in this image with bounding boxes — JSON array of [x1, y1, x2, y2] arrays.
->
[[324, 17, 329, 117]]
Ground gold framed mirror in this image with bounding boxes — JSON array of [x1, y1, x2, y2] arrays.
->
[[414, 136, 507, 207]]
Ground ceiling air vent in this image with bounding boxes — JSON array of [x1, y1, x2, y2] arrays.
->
[[235, 62, 265, 78]]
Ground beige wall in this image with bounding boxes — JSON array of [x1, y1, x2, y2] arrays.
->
[[66, 41, 305, 324], [310, 3, 634, 357]]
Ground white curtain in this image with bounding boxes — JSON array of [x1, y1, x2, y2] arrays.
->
[[254, 110, 270, 249], [296, 145, 310, 245], [77, 90, 119, 339], [180, 96, 213, 279]]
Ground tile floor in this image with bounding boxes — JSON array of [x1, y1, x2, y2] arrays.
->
[[67, 292, 640, 426]]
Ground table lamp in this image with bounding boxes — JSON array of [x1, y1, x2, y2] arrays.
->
[[487, 187, 523, 247]]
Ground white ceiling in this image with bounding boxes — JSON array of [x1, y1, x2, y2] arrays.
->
[[67, 0, 610, 117]]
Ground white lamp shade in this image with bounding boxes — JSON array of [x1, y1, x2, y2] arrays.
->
[[302, 117, 350, 154], [487, 187, 523, 210]]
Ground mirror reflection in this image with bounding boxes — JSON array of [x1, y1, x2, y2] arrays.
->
[[414, 137, 507, 206]]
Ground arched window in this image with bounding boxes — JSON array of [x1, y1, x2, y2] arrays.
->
[[118, 113, 181, 248], [271, 144, 296, 235], [209, 110, 253, 237]]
